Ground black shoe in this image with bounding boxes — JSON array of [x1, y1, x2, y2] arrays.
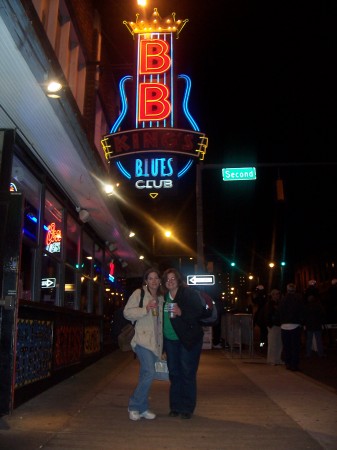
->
[[181, 413, 192, 419], [169, 411, 179, 417]]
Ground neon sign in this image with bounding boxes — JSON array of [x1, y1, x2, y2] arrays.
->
[[45, 222, 62, 253], [101, 8, 208, 197]]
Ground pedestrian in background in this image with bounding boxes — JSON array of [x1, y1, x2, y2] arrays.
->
[[324, 278, 337, 346], [279, 283, 305, 372], [162, 268, 204, 420], [123, 268, 164, 421], [303, 292, 326, 358], [252, 284, 268, 351], [264, 288, 284, 365], [303, 279, 319, 304], [325, 279, 337, 324]]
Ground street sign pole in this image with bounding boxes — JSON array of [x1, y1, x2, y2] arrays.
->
[[196, 162, 205, 273]]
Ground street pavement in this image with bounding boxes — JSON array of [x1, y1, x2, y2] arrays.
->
[[0, 347, 336, 450]]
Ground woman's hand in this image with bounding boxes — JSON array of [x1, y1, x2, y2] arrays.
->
[[173, 304, 181, 316], [147, 299, 157, 313]]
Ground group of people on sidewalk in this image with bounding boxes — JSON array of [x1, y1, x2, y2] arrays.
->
[[123, 267, 205, 422], [119, 268, 336, 423], [252, 280, 332, 371]]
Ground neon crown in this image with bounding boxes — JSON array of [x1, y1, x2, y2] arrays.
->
[[123, 8, 189, 38]]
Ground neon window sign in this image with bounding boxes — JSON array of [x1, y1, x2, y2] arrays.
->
[[45, 222, 62, 253]]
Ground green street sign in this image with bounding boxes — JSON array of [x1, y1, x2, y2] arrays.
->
[[222, 167, 256, 181]]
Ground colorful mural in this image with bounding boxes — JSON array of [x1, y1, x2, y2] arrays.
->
[[15, 319, 53, 388]]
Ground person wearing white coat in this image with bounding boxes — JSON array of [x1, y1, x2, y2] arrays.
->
[[123, 268, 164, 421]]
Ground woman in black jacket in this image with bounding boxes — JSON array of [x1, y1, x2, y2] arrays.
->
[[303, 293, 326, 358], [162, 268, 204, 420], [264, 289, 284, 365], [279, 283, 305, 371]]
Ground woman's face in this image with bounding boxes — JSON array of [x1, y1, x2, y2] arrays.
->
[[146, 272, 161, 290], [165, 272, 178, 291]]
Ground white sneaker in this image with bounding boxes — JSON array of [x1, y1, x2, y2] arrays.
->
[[129, 410, 141, 421], [139, 410, 156, 420]]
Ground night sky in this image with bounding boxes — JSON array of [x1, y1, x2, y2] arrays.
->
[[97, 0, 337, 281]]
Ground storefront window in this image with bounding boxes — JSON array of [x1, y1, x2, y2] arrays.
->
[[44, 191, 63, 258], [93, 244, 103, 284], [66, 214, 79, 268], [11, 155, 106, 313], [12, 156, 42, 300], [64, 264, 77, 309], [80, 277, 92, 313], [40, 191, 63, 305], [82, 232, 93, 277], [40, 253, 59, 304]]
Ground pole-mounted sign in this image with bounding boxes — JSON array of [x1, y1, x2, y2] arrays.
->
[[101, 7, 208, 198], [41, 278, 56, 288], [187, 275, 215, 285], [222, 167, 256, 181]]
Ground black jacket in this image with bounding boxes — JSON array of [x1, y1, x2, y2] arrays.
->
[[303, 298, 326, 331], [264, 300, 281, 327], [169, 286, 204, 350], [279, 293, 305, 325]]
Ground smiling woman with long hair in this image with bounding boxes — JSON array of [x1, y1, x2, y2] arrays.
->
[[162, 268, 204, 420], [123, 267, 164, 421]]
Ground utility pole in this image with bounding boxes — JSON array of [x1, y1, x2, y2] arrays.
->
[[196, 162, 205, 273]]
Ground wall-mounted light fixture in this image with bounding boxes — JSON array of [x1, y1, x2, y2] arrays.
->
[[105, 241, 117, 252], [104, 182, 120, 196], [46, 80, 63, 98], [78, 209, 90, 223], [118, 257, 128, 268]]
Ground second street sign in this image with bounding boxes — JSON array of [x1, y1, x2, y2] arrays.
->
[[187, 275, 215, 286], [222, 167, 256, 181]]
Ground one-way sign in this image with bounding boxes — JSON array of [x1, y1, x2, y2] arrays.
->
[[187, 275, 215, 286], [41, 278, 56, 288]]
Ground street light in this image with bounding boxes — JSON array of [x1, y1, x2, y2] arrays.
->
[[152, 228, 172, 257]]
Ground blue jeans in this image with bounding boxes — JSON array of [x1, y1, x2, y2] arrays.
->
[[128, 345, 157, 413], [164, 337, 203, 415]]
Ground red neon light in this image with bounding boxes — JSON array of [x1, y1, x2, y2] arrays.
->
[[46, 222, 62, 246], [109, 262, 115, 276], [139, 39, 171, 74], [138, 37, 172, 124], [138, 84, 171, 121]]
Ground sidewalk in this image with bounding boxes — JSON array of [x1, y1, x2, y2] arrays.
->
[[0, 348, 336, 450]]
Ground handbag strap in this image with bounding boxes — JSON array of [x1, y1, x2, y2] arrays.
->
[[139, 288, 145, 307]]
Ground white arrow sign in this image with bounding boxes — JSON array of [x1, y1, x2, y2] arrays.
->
[[41, 278, 56, 288], [187, 275, 215, 285]]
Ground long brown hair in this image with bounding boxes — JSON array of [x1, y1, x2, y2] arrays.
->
[[143, 267, 163, 296], [161, 268, 185, 293]]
